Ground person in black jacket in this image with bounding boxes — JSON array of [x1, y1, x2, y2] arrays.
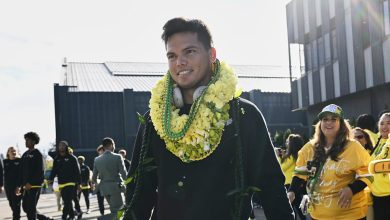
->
[[123, 18, 294, 220], [4, 146, 22, 220], [119, 149, 131, 172], [16, 132, 49, 220], [49, 141, 82, 220], [77, 156, 91, 214]]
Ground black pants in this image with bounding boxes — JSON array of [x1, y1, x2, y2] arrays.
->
[[77, 189, 90, 210], [61, 186, 78, 219], [6, 187, 22, 220], [73, 188, 81, 214], [285, 184, 305, 220], [22, 188, 40, 220], [372, 194, 390, 220], [97, 190, 105, 215]]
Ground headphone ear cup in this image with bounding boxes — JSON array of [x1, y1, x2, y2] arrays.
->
[[172, 87, 184, 108], [193, 86, 207, 101]]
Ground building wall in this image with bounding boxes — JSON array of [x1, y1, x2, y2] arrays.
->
[[305, 82, 390, 135], [287, 0, 390, 112]]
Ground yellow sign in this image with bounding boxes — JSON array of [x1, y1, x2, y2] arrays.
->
[[369, 159, 390, 174]]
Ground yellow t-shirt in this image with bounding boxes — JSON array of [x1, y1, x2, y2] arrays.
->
[[280, 156, 295, 185], [294, 140, 371, 220], [365, 129, 379, 147], [370, 138, 390, 197]]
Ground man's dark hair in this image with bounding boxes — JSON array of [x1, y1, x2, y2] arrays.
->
[[102, 137, 114, 148], [161, 17, 213, 50], [24, 131, 40, 144], [356, 114, 377, 132]]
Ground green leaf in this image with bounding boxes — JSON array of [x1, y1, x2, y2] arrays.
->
[[137, 112, 146, 125], [144, 166, 158, 172]]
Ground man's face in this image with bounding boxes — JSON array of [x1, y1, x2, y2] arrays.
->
[[166, 32, 215, 90], [25, 138, 35, 149], [58, 142, 67, 156]]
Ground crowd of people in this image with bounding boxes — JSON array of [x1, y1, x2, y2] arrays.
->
[[280, 107, 390, 220], [0, 133, 130, 220]]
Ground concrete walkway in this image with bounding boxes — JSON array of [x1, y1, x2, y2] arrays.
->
[[0, 192, 268, 219]]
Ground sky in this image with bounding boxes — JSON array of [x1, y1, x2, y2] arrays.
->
[[0, 0, 291, 156]]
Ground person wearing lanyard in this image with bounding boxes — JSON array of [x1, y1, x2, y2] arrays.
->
[[49, 141, 82, 220], [77, 156, 91, 214], [4, 146, 22, 220], [16, 132, 46, 220]]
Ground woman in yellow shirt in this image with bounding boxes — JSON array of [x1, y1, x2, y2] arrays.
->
[[353, 127, 374, 220], [280, 134, 305, 219], [287, 104, 371, 220], [370, 112, 390, 220]]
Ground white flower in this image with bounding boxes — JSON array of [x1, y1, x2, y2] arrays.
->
[[204, 142, 210, 151]]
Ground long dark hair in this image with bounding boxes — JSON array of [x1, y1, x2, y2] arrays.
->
[[281, 134, 304, 163], [353, 127, 374, 152], [312, 118, 352, 166]]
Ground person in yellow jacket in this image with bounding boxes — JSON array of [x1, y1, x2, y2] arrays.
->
[[280, 134, 305, 219], [369, 112, 390, 220], [352, 127, 375, 220], [287, 104, 372, 220]]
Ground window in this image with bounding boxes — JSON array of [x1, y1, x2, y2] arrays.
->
[[331, 30, 338, 60], [316, 0, 322, 26], [384, 0, 390, 36], [312, 40, 318, 70], [305, 43, 312, 71], [324, 33, 331, 63], [318, 37, 325, 66], [361, 2, 370, 48], [329, 0, 335, 18]]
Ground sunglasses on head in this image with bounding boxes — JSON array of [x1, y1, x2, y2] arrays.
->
[[354, 135, 364, 139]]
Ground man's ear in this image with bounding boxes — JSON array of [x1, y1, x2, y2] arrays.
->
[[209, 47, 217, 63]]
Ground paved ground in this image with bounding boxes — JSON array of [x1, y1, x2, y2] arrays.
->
[[0, 192, 267, 219]]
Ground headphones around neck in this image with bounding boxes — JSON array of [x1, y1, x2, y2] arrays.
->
[[172, 86, 207, 108]]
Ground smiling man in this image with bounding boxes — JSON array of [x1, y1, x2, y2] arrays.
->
[[123, 17, 294, 220]]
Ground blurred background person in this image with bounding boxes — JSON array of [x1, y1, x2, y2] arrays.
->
[[4, 146, 22, 220], [77, 156, 91, 214], [370, 112, 390, 219], [93, 145, 106, 216], [352, 127, 374, 220], [118, 149, 131, 172], [353, 127, 374, 154], [357, 114, 379, 148], [52, 177, 62, 211], [280, 134, 305, 220], [49, 141, 82, 220]]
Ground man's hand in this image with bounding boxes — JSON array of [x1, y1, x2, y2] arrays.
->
[[15, 187, 21, 196], [24, 183, 32, 190], [287, 191, 295, 203], [0, 186, 3, 193], [338, 187, 353, 208]]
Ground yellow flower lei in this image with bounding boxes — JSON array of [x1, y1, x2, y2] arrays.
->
[[149, 61, 238, 162]]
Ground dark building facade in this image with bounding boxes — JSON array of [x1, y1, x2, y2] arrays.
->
[[54, 61, 306, 166], [286, 0, 390, 130]]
